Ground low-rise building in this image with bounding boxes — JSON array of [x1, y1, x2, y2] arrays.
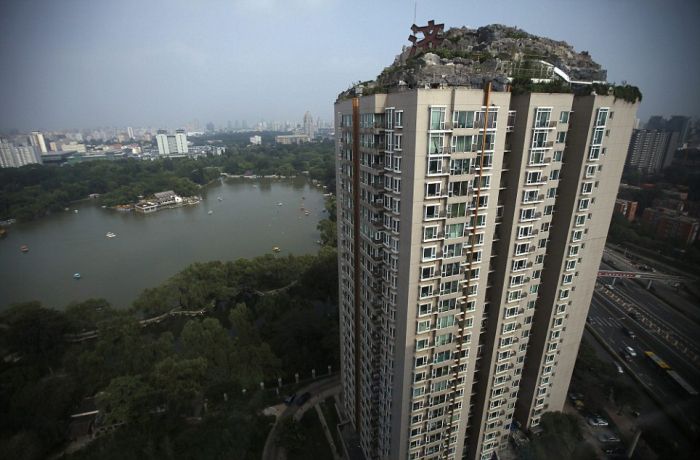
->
[[275, 134, 309, 145], [641, 207, 700, 245], [614, 199, 638, 222]]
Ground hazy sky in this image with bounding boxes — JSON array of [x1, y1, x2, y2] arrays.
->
[[1, 0, 698, 131]]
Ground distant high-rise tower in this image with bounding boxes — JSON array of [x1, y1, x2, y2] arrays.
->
[[29, 131, 47, 154], [304, 111, 315, 140], [127, 127, 135, 139], [155, 129, 188, 155], [0, 138, 41, 168], [335, 23, 639, 460]]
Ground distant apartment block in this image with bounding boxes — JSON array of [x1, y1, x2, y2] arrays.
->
[[614, 199, 638, 222], [275, 134, 309, 145], [250, 135, 262, 145], [625, 129, 672, 173], [155, 129, 188, 155], [29, 131, 48, 154], [0, 138, 41, 168], [641, 207, 700, 245]]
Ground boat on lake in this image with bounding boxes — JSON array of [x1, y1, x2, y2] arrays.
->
[[73, 273, 81, 279], [277, 202, 283, 206], [208, 210, 213, 215], [272, 246, 281, 253], [20, 244, 29, 253], [106, 232, 116, 238], [217, 196, 223, 201]]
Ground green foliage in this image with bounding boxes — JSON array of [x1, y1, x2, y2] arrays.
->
[[0, 249, 339, 458], [511, 76, 572, 95], [523, 412, 595, 460], [0, 141, 335, 222]]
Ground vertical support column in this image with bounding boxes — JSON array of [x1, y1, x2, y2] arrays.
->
[[352, 97, 363, 431]]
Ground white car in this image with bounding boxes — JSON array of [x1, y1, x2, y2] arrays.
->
[[625, 346, 637, 358]]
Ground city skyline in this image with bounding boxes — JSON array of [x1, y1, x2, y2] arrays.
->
[[1, 0, 699, 131]]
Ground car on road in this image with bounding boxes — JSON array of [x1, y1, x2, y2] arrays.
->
[[621, 327, 636, 339], [597, 433, 621, 443], [587, 416, 609, 427], [283, 394, 296, 405], [624, 346, 637, 358], [614, 362, 624, 374], [568, 392, 584, 402], [296, 392, 311, 406]]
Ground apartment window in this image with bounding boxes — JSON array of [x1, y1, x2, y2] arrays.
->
[[572, 230, 583, 242], [421, 266, 436, 280], [523, 190, 540, 203], [547, 187, 557, 198], [518, 225, 533, 239], [420, 285, 434, 299], [595, 108, 609, 127], [451, 135, 473, 153], [559, 289, 570, 300], [534, 108, 551, 128], [422, 246, 437, 261], [589, 145, 601, 160], [427, 158, 444, 175], [436, 314, 456, 329], [553, 150, 563, 161], [515, 242, 530, 255], [445, 223, 465, 239], [439, 298, 457, 312], [416, 338, 429, 351], [425, 204, 440, 219], [435, 332, 453, 346], [395, 133, 402, 151], [535, 254, 544, 265], [569, 245, 580, 257], [430, 107, 446, 130], [556, 304, 566, 314], [453, 110, 475, 128], [426, 182, 442, 198], [447, 202, 467, 218], [591, 128, 604, 145], [532, 269, 541, 279], [574, 214, 586, 226], [520, 207, 537, 221], [443, 242, 463, 258], [510, 274, 525, 287], [450, 158, 470, 175], [474, 174, 491, 189], [441, 262, 461, 277], [562, 273, 574, 284], [559, 111, 570, 123], [424, 226, 439, 240], [395, 111, 403, 128], [578, 198, 590, 211], [549, 169, 560, 180], [529, 149, 546, 165], [429, 133, 446, 155], [450, 180, 471, 197], [413, 386, 425, 397], [581, 182, 593, 194], [512, 258, 528, 271], [434, 350, 451, 364], [544, 205, 554, 216], [526, 171, 542, 184], [556, 131, 567, 143], [507, 290, 522, 302], [585, 164, 597, 178], [565, 259, 576, 271]]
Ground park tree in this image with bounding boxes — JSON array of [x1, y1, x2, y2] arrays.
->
[[152, 357, 207, 416], [96, 375, 157, 426]]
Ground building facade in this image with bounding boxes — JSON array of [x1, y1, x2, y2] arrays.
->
[[625, 129, 671, 173], [155, 129, 188, 155], [641, 207, 700, 245], [335, 87, 637, 460], [29, 131, 48, 154], [0, 138, 41, 168]]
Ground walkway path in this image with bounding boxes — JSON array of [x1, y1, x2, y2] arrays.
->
[[262, 375, 341, 460]]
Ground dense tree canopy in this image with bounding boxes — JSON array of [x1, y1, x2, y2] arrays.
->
[[0, 139, 334, 222]]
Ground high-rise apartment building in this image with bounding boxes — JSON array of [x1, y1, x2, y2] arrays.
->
[[0, 138, 41, 168], [29, 131, 47, 154], [334, 24, 638, 460], [155, 129, 188, 155]]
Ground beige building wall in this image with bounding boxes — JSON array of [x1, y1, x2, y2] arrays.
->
[[335, 88, 638, 460]]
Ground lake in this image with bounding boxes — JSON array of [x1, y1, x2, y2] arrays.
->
[[0, 178, 327, 310]]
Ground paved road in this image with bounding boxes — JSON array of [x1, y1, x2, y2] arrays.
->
[[587, 292, 700, 434], [262, 375, 341, 460]]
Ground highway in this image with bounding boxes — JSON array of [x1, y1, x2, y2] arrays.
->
[[584, 246, 700, 439]]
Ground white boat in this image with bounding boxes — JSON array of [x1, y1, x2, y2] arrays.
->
[[106, 232, 116, 238], [208, 210, 213, 215], [217, 196, 223, 201], [74, 209, 79, 213], [73, 273, 81, 279], [277, 202, 283, 206]]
